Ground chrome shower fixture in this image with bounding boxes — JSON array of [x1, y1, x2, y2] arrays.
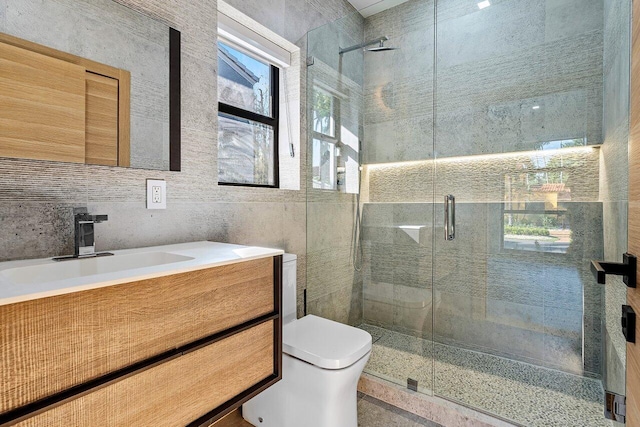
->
[[339, 36, 398, 55], [366, 39, 398, 52]]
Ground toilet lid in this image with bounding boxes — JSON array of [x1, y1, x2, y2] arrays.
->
[[283, 315, 372, 370]]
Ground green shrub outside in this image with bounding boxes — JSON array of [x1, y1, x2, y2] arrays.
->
[[504, 225, 550, 237]]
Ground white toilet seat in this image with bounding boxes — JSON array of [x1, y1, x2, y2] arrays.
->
[[283, 315, 372, 369]]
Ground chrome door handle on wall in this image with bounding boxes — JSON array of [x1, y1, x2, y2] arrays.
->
[[444, 195, 455, 241]]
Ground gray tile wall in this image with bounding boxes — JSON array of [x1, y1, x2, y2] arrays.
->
[[435, 0, 603, 157], [224, 0, 356, 45], [363, 0, 435, 164], [601, 0, 630, 397], [363, 0, 605, 165], [0, 0, 358, 323]]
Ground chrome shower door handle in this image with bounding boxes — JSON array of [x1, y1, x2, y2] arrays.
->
[[450, 195, 456, 240], [444, 195, 455, 241], [444, 195, 449, 241]]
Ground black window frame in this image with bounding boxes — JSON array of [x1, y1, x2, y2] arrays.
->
[[217, 53, 280, 188]]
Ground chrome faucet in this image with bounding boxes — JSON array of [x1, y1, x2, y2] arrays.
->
[[53, 208, 113, 261], [74, 210, 108, 256]]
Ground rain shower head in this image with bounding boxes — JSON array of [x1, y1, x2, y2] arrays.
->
[[366, 40, 398, 52], [339, 36, 398, 55]]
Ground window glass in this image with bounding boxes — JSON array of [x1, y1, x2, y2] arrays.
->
[[503, 211, 571, 254], [217, 41, 272, 117], [218, 113, 275, 186], [502, 148, 583, 254], [217, 37, 279, 187], [312, 138, 335, 189], [312, 87, 335, 137]]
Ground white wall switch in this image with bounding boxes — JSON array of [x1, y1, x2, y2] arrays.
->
[[146, 179, 167, 209]]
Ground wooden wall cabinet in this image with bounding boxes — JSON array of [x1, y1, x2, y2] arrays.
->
[[0, 32, 130, 167], [0, 255, 283, 427]]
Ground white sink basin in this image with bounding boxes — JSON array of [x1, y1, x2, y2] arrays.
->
[[0, 252, 195, 286], [0, 241, 284, 306]]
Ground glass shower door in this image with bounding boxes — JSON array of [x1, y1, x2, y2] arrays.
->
[[357, 0, 437, 395], [432, 0, 628, 425]]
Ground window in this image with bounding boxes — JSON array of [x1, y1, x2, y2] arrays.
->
[[503, 208, 571, 254], [217, 40, 279, 187], [312, 86, 338, 190], [501, 146, 587, 254], [313, 87, 335, 138], [312, 138, 336, 190]]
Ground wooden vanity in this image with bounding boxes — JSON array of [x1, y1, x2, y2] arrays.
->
[[0, 242, 283, 426]]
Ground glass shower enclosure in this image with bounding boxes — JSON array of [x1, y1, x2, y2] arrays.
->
[[306, 1, 631, 426]]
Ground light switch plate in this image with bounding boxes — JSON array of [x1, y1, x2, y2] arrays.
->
[[146, 179, 166, 209]]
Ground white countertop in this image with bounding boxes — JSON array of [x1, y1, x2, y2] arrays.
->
[[0, 241, 284, 307]]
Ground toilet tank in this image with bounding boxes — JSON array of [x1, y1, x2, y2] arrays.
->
[[282, 253, 297, 324]]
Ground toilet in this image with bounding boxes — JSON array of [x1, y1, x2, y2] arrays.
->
[[242, 253, 372, 427]]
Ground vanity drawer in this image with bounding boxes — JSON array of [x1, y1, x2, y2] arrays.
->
[[14, 321, 275, 427], [0, 256, 276, 414]]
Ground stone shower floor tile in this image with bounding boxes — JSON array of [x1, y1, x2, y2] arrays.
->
[[359, 324, 612, 427], [361, 323, 387, 343], [358, 394, 443, 427], [364, 325, 434, 392]]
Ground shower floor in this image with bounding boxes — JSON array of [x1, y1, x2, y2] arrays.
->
[[359, 324, 611, 427]]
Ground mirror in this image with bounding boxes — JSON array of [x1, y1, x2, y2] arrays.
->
[[0, 0, 180, 171]]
